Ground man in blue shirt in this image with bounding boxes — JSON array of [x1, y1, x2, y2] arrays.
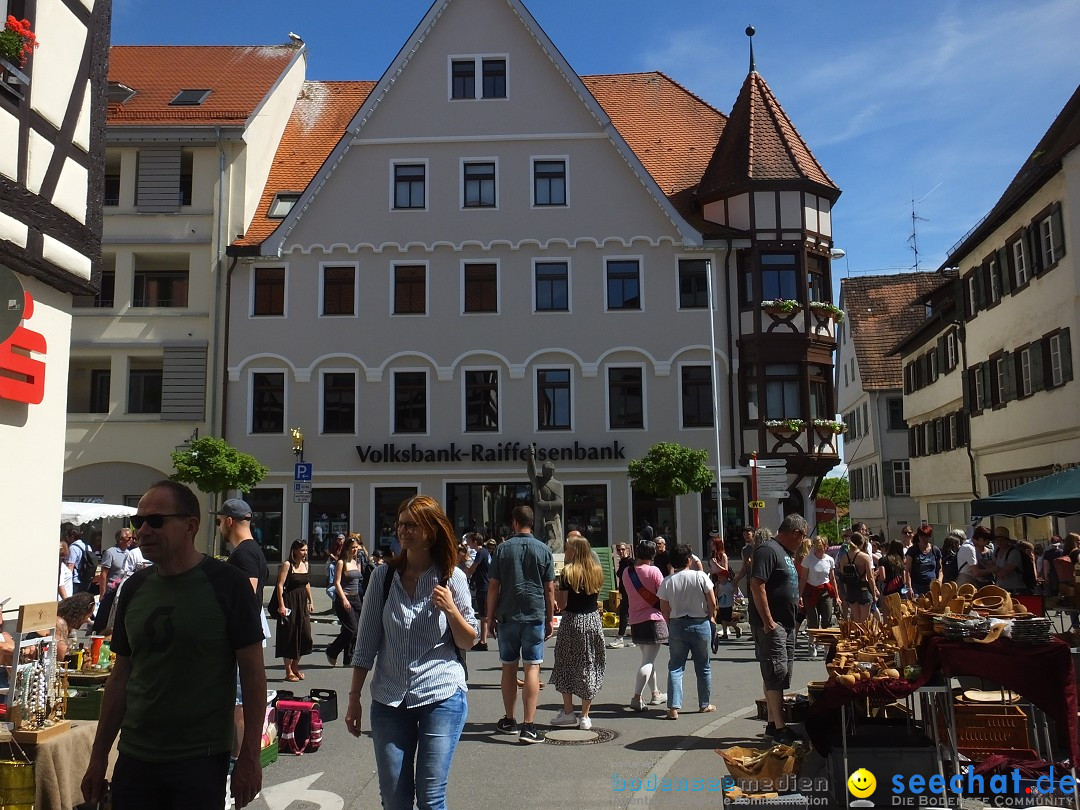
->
[[487, 506, 554, 744]]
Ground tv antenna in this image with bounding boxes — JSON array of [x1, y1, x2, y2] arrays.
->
[[907, 183, 940, 273]]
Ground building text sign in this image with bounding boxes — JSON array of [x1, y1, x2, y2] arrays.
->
[[355, 440, 628, 465], [0, 291, 46, 405]]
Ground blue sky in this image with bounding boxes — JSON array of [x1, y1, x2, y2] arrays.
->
[[111, 0, 1080, 282]]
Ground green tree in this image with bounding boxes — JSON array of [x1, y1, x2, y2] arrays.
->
[[171, 436, 269, 495], [627, 442, 714, 497], [814, 475, 851, 542]]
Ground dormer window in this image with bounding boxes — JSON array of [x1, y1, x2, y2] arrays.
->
[[170, 89, 211, 106], [268, 193, 300, 219]]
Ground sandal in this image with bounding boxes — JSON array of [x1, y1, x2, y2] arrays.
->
[[700, 704, 716, 713], [297, 672, 305, 680], [286, 675, 300, 682], [666, 709, 679, 720]]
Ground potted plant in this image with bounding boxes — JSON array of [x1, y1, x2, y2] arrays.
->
[[0, 16, 37, 67], [764, 418, 806, 435], [808, 301, 845, 323], [760, 299, 802, 317]]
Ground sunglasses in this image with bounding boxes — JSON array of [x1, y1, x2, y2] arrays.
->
[[131, 513, 190, 529]]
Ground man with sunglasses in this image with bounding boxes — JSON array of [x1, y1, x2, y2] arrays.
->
[[81, 481, 266, 810]]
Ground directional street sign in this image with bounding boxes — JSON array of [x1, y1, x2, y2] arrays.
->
[[748, 500, 766, 509], [760, 491, 790, 499], [294, 462, 313, 482]]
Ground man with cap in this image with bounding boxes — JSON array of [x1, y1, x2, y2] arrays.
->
[[217, 498, 270, 793]]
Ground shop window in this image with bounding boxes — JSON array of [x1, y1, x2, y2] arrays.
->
[[445, 482, 529, 540], [243, 488, 284, 564], [309, 488, 350, 561], [565, 484, 609, 548]]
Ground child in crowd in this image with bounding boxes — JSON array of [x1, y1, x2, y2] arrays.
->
[[711, 566, 741, 652]]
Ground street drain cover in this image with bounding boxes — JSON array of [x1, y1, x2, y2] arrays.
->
[[544, 727, 617, 745]]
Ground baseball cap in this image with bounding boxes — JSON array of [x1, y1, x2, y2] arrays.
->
[[213, 498, 253, 519]]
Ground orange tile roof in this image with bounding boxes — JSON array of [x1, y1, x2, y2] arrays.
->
[[840, 273, 947, 389], [237, 72, 728, 251], [699, 71, 837, 201], [107, 46, 300, 127], [236, 81, 375, 247], [582, 73, 727, 223]]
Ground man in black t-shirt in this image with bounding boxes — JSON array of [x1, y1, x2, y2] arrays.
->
[[748, 514, 806, 747], [218, 499, 270, 773]]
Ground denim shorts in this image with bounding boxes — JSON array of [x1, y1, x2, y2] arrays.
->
[[497, 619, 545, 665]]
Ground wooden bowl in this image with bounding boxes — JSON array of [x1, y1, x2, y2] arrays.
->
[[972, 596, 1004, 610]]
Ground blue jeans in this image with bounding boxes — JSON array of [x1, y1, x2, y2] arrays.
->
[[370, 690, 468, 810], [667, 617, 712, 710]]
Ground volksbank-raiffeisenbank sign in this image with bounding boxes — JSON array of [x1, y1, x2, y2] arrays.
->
[[355, 441, 628, 464]]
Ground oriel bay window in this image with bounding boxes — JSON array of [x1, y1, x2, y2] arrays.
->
[[809, 364, 831, 418], [765, 364, 801, 419], [807, 254, 827, 302], [394, 371, 428, 434], [537, 368, 571, 430], [760, 253, 798, 301], [464, 370, 499, 432]]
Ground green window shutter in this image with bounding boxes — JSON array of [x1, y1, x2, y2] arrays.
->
[[883, 462, 894, 497], [1026, 225, 1043, 276], [1001, 351, 1016, 402], [973, 268, 986, 310], [1029, 344, 1044, 392], [1062, 328, 1074, 384], [997, 248, 1012, 296], [1051, 204, 1066, 264]]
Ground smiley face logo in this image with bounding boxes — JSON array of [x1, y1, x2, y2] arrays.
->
[[847, 768, 876, 798]]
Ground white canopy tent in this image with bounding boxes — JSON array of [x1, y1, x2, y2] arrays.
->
[[60, 501, 137, 525]]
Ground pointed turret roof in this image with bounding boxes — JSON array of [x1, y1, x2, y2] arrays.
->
[[698, 69, 838, 202]]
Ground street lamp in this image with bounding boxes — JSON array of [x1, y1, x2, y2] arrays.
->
[[290, 427, 306, 544]]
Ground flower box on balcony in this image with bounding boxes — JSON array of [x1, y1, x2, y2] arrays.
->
[[765, 419, 806, 435], [811, 419, 845, 435], [808, 302, 845, 323], [760, 299, 802, 317]]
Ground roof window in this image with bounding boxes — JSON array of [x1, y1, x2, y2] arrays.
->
[[268, 193, 301, 219], [170, 89, 212, 106], [108, 82, 136, 104]]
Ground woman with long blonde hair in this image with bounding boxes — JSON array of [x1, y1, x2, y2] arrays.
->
[[548, 533, 607, 729]]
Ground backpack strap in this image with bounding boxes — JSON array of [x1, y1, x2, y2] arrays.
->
[[278, 708, 307, 755]]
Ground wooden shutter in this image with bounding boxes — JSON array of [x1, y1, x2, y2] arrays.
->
[[997, 247, 1012, 296], [1025, 225, 1043, 276], [136, 147, 182, 213], [1051, 204, 1066, 265], [1061, 328, 1074, 384], [1001, 351, 1016, 402], [161, 342, 207, 421]]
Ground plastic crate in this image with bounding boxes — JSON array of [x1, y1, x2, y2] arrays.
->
[[260, 740, 278, 768], [937, 703, 1029, 750], [66, 686, 104, 720], [755, 693, 809, 723]]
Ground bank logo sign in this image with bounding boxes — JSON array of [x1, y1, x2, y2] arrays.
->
[[355, 441, 628, 464]]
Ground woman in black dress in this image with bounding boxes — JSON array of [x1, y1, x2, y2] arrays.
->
[[274, 539, 313, 681]]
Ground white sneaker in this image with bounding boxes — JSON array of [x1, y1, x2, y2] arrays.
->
[[649, 692, 667, 705], [607, 638, 624, 648], [578, 716, 593, 730], [550, 710, 578, 726]]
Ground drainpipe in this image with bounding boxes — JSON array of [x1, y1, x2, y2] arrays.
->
[[210, 127, 227, 439], [957, 320, 979, 499], [722, 242, 736, 470]]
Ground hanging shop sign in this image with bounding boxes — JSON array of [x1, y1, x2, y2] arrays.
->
[[0, 288, 47, 405], [355, 440, 628, 465]]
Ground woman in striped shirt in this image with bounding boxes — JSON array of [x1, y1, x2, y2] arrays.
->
[[345, 495, 478, 810]]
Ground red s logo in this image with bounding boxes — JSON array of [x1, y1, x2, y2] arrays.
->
[[0, 292, 47, 405]]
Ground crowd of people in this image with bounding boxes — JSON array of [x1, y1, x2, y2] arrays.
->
[[13, 483, 1061, 810]]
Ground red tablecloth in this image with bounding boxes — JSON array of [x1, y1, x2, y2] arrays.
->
[[806, 636, 1079, 765]]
